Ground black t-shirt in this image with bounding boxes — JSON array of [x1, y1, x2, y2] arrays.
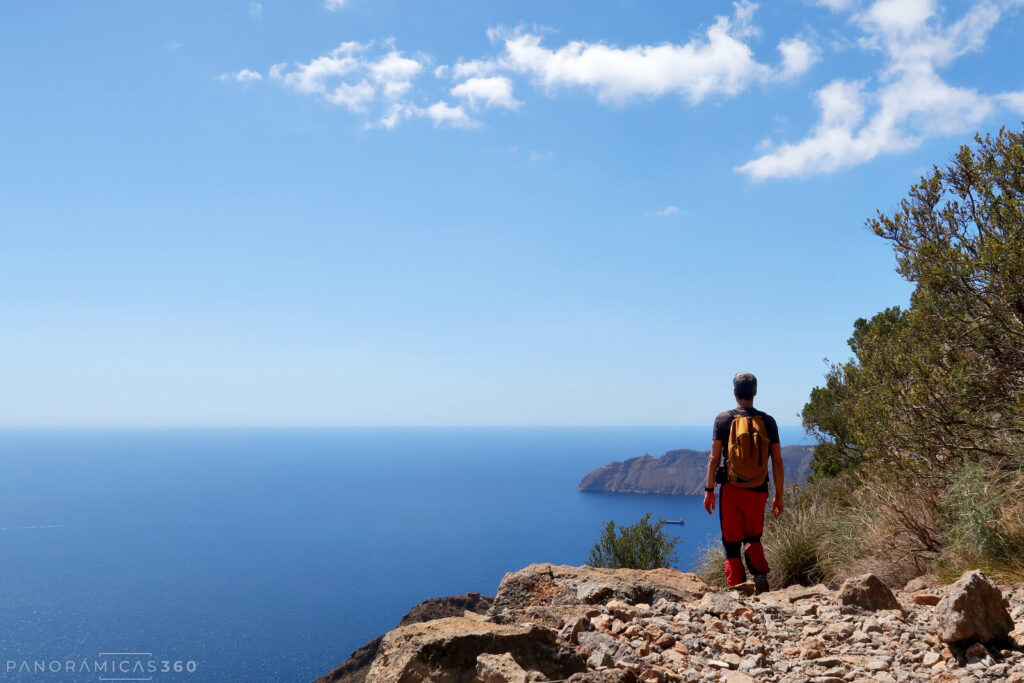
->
[[712, 407, 780, 493]]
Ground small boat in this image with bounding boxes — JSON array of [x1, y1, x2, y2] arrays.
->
[[660, 518, 685, 525]]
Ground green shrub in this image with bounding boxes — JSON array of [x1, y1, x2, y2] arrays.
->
[[587, 512, 679, 570]]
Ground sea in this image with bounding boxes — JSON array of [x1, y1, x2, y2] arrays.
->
[[0, 426, 808, 682]]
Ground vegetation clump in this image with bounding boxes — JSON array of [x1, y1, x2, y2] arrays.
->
[[588, 513, 679, 570]]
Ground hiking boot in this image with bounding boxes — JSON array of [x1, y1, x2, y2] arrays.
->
[[753, 574, 770, 595]]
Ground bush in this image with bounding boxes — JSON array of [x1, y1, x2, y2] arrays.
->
[[587, 513, 679, 570], [937, 462, 1024, 581]]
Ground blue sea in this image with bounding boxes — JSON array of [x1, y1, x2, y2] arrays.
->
[[0, 427, 807, 682]]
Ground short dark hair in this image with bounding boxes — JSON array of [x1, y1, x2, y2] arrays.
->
[[733, 372, 757, 400]]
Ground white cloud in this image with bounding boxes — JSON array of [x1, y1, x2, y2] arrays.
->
[[249, 2, 262, 19], [738, 0, 1012, 180], [219, 69, 263, 83], [776, 38, 819, 80], [998, 91, 1024, 113], [422, 101, 478, 128], [451, 76, 521, 110], [814, 0, 858, 10], [324, 0, 345, 10], [456, 4, 814, 105], [528, 150, 554, 162], [434, 65, 450, 79], [268, 41, 423, 113], [370, 101, 478, 130], [655, 205, 680, 216]]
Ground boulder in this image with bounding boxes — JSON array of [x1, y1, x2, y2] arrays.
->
[[317, 593, 494, 683], [487, 564, 709, 628], [364, 617, 585, 683], [475, 653, 531, 683], [838, 574, 900, 611], [936, 570, 1014, 644]]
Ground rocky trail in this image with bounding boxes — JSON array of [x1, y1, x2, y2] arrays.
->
[[319, 564, 1024, 683]]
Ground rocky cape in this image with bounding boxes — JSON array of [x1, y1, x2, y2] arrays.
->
[[578, 446, 815, 495], [318, 563, 1024, 683]]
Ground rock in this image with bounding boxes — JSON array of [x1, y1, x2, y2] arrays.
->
[[964, 643, 988, 660], [559, 616, 591, 644], [316, 593, 494, 683], [720, 672, 758, 683], [697, 593, 742, 617], [912, 593, 941, 606], [475, 653, 530, 683], [587, 650, 614, 669], [936, 571, 1014, 644], [489, 564, 709, 628], [567, 671, 638, 683], [904, 575, 941, 593], [364, 617, 585, 683], [838, 574, 900, 611], [577, 631, 621, 658]]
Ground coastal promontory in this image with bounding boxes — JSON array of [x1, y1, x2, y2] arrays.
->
[[578, 445, 815, 495]]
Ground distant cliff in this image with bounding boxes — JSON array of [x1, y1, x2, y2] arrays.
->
[[578, 445, 815, 494]]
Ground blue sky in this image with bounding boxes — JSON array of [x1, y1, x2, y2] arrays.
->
[[1, 0, 1022, 427]]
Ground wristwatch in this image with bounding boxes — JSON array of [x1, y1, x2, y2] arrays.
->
[[705, 487, 714, 493]]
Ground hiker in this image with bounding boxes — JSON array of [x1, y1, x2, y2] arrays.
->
[[703, 372, 784, 594]]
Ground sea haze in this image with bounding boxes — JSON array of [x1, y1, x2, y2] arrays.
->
[[0, 426, 808, 682]]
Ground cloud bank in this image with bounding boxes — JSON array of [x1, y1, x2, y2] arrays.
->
[[737, 0, 1020, 180]]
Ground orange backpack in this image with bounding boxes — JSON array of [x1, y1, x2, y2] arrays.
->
[[725, 410, 771, 488]]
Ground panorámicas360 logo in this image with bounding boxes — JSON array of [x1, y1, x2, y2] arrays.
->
[[3, 651, 199, 680]]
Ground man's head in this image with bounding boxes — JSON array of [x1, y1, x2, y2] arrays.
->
[[733, 372, 757, 401]]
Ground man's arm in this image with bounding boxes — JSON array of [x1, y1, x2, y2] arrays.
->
[[770, 442, 784, 517], [703, 440, 722, 515]]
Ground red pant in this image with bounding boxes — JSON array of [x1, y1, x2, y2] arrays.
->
[[719, 483, 769, 586]]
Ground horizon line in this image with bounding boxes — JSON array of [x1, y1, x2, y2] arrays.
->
[[0, 423, 808, 430]]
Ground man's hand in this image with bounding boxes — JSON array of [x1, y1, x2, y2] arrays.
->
[[703, 491, 716, 515], [771, 495, 784, 518]]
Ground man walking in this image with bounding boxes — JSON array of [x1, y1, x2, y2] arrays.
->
[[703, 372, 784, 593]]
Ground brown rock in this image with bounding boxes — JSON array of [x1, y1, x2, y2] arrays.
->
[[964, 642, 988, 660], [489, 564, 709, 628], [904, 575, 941, 593], [838, 574, 900, 611], [316, 593, 494, 683], [364, 617, 585, 683], [720, 672, 757, 683], [936, 570, 1014, 644], [912, 593, 942, 606], [559, 616, 592, 645], [475, 653, 530, 683]]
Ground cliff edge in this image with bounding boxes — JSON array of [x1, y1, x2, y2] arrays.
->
[[318, 563, 1024, 682], [578, 445, 815, 495]]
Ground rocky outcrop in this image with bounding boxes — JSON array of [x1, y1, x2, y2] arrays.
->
[[937, 570, 1014, 644], [578, 446, 814, 495], [316, 593, 494, 683], [320, 564, 1024, 682], [364, 618, 585, 683], [487, 564, 711, 629]]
